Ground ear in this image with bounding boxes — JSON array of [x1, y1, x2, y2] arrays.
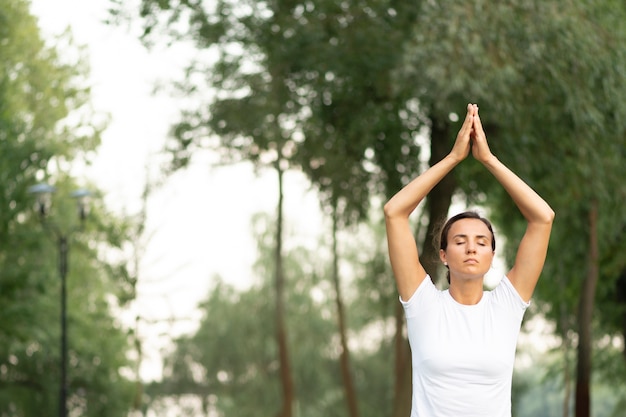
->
[[439, 249, 447, 264]]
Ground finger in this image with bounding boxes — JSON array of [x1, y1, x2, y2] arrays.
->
[[473, 109, 485, 135], [465, 103, 473, 121], [461, 103, 473, 129]]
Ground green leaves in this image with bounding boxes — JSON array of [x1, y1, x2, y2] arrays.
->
[[0, 1, 138, 415]]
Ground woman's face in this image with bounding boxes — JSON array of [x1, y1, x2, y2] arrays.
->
[[439, 218, 495, 281]]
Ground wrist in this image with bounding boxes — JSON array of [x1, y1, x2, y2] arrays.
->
[[446, 153, 465, 166], [480, 154, 499, 167]]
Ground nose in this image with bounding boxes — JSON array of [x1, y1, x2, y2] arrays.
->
[[466, 243, 476, 254]]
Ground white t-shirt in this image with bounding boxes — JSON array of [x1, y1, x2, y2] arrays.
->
[[400, 275, 529, 417]]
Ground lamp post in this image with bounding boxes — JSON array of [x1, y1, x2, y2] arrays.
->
[[29, 183, 91, 417]]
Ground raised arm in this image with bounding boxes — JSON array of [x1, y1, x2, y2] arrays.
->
[[471, 109, 555, 302], [384, 104, 475, 301]]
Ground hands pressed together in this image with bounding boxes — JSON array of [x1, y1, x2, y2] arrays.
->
[[450, 103, 493, 164]]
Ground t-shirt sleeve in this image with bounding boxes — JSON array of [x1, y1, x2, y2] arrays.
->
[[399, 275, 440, 319], [492, 275, 530, 319]]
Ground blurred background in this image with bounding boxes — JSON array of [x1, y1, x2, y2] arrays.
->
[[1, 0, 625, 416]]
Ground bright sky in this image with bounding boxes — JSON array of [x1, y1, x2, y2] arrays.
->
[[29, 0, 324, 381]]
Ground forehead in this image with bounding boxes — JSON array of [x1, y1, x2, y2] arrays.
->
[[448, 218, 492, 238]]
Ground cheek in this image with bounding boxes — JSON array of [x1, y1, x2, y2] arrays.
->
[[445, 246, 464, 260], [483, 249, 495, 261]]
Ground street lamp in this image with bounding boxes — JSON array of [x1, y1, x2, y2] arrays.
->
[[29, 183, 91, 417]]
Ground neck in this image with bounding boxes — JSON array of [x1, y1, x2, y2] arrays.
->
[[449, 278, 484, 305]]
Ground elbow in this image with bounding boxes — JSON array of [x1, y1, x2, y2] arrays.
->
[[525, 203, 554, 226], [384, 196, 415, 220], [383, 200, 402, 220], [383, 201, 394, 219], [541, 207, 556, 225], [383, 201, 412, 223]]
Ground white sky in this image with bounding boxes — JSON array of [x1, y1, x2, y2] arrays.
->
[[30, 0, 324, 381]]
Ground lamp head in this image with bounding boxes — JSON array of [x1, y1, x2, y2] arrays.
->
[[70, 189, 92, 221], [28, 183, 56, 217]]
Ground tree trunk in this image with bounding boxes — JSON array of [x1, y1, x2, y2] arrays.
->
[[615, 269, 626, 362], [274, 164, 294, 417], [575, 201, 599, 417], [560, 290, 572, 417], [331, 207, 360, 417], [421, 119, 457, 285], [390, 302, 412, 417], [390, 118, 456, 417]]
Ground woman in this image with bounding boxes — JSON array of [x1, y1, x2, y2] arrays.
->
[[384, 103, 554, 417]]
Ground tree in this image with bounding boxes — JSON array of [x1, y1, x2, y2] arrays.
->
[[123, 1, 313, 412], [151, 213, 343, 416], [150, 210, 403, 417], [111, 1, 424, 414], [0, 1, 138, 415]]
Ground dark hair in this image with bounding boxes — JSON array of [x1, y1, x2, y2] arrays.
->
[[439, 211, 496, 284]]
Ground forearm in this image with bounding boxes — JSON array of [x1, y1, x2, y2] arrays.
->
[[384, 154, 461, 218], [482, 155, 555, 223]]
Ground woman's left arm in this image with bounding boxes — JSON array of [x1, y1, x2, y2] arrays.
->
[[472, 109, 555, 302]]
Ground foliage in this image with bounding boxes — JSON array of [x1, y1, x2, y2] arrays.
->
[[513, 344, 625, 417], [112, 0, 426, 221], [149, 212, 398, 416], [0, 1, 138, 415]]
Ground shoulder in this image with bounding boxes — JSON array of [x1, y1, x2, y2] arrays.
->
[[490, 275, 531, 312], [400, 275, 442, 317]]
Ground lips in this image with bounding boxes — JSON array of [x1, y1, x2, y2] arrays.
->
[[464, 259, 478, 264]]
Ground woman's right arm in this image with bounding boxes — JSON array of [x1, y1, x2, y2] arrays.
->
[[384, 104, 475, 301]]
